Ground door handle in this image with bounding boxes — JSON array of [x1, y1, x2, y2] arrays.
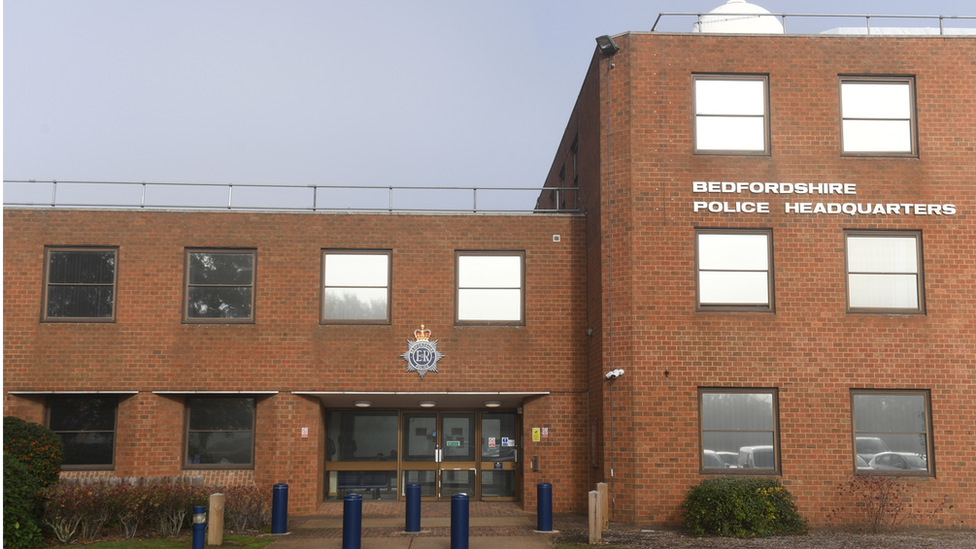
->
[[435, 449, 442, 462]]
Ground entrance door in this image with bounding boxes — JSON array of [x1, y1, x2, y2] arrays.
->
[[401, 412, 477, 501]]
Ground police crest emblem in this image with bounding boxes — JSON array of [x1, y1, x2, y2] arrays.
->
[[401, 325, 444, 379]]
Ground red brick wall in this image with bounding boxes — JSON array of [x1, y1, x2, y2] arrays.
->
[[3, 210, 588, 514], [580, 33, 975, 527]]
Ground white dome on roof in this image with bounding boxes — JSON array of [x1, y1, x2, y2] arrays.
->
[[693, 0, 785, 34]]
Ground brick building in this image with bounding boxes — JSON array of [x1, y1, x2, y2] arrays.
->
[[4, 3, 975, 529]]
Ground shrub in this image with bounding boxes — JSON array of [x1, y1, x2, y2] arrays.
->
[[223, 485, 273, 532], [3, 453, 46, 549], [828, 476, 952, 533], [682, 476, 808, 538], [3, 416, 64, 488]]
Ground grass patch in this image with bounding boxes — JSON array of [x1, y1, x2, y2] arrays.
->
[[60, 534, 275, 549]]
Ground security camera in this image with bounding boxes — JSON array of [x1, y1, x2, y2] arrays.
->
[[605, 369, 624, 379]]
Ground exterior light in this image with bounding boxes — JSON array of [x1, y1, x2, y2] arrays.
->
[[419, 400, 437, 408], [353, 400, 372, 408], [596, 35, 620, 56], [484, 400, 502, 408]]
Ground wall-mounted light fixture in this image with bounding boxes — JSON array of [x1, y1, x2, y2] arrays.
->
[[595, 35, 620, 56], [419, 400, 437, 408], [353, 400, 372, 408], [484, 400, 502, 408]]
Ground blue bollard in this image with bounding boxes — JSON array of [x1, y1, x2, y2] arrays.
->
[[271, 483, 289, 534], [450, 493, 469, 549], [537, 482, 553, 531], [192, 506, 206, 549], [405, 482, 421, 532], [342, 493, 363, 549]]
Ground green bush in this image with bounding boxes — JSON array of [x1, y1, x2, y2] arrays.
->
[[682, 476, 808, 538], [3, 453, 46, 549], [3, 416, 64, 487]]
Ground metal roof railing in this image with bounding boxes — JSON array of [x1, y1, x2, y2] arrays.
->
[[651, 12, 976, 35], [2, 179, 579, 214]]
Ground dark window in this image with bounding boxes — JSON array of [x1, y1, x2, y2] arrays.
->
[[185, 250, 255, 322], [48, 396, 117, 469], [44, 248, 117, 321], [322, 250, 392, 324], [185, 397, 255, 468], [852, 390, 933, 476], [699, 388, 779, 474]]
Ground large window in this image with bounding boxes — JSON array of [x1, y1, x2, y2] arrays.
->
[[456, 251, 525, 325], [840, 76, 916, 156], [700, 389, 779, 474], [845, 231, 924, 313], [48, 395, 118, 469], [852, 390, 933, 475], [43, 248, 117, 321], [696, 229, 773, 312], [185, 397, 255, 468], [322, 251, 391, 324], [184, 250, 255, 322], [693, 75, 769, 154]]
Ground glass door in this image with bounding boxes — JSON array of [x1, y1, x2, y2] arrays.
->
[[400, 412, 479, 501], [440, 413, 477, 499], [480, 412, 519, 500]]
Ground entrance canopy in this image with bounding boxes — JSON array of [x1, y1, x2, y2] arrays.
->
[[294, 391, 548, 409]]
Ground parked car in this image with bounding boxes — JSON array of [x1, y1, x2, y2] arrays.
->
[[737, 445, 775, 469], [716, 451, 738, 468], [868, 452, 928, 471], [856, 455, 872, 469], [855, 436, 890, 464], [703, 449, 726, 469]]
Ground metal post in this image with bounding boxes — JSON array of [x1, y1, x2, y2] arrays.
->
[[342, 493, 363, 549], [192, 506, 206, 549], [450, 493, 469, 549], [271, 483, 288, 534], [537, 482, 553, 531], [405, 482, 421, 532]]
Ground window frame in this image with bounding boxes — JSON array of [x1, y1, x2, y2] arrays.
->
[[692, 74, 771, 156], [47, 395, 118, 471], [184, 396, 256, 470], [42, 247, 119, 322], [844, 230, 925, 314], [183, 248, 256, 324], [851, 389, 934, 477], [698, 387, 781, 475], [455, 250, 526, 326], [695, 229, 775, 312], [320, 249, 393, 325], [839, 76, 917, 157]]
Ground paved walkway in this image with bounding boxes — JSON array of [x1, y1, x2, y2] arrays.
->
[[266, 501, 586, 549]]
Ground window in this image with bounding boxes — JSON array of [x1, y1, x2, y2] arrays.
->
[[322, 251, 391, 324], [840, 76, 916, 156], [696, 229, 774, 311], [852, 390, 933, 475], [48, 396, 117, 469], [700, 389, 779, 473], [185, 397, 255, 468], [184, 250, 255, 322], [456, 251, 525, 325], [43, 248, 117, 321], [845, 231, 924, 313], [693, 75, 769, 154]]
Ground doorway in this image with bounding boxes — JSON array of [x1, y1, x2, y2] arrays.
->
[[325, 410, 519, 501]]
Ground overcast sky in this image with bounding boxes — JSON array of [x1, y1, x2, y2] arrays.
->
[[4, 1, 974, 209]]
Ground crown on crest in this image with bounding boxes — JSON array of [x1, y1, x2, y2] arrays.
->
[[414, 325, 431, 341]]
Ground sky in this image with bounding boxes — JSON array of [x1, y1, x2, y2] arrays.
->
[[3, 1, 974, 211]]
